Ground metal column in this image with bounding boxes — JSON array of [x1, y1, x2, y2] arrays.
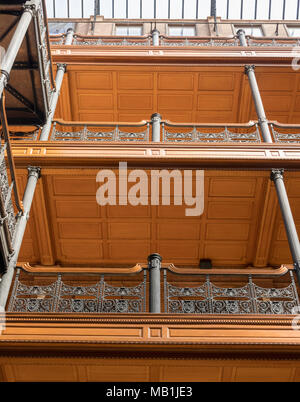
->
[[0, 0, 39, 98], [151, 113, 161, 142], [151, 29, 160, 46], [237, 29, 247, 46], [271, 169, 300, 284], [0, 166, 41, 310], [148, 253, 162, 313], [245, 65, 273, 143], [39, 28, 74, 141]]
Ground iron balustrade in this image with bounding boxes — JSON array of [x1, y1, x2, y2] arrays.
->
[[0, 94, 24, 268], [270, 122, 300, 143], [72, 34, 152, 46], [49, 120, 150, 142], [7, 262, 299, 315], [162, 121, 261, 143], [49, 32, 300, 48], [11, 119, 300, 144]]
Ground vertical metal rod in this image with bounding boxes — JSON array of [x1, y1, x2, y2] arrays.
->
[[148, 253, 162, 313], [269, 0, 272, 19], [81, 0, 84, 18], [112, 0, 114, 18], [39, 29, 74, 141], [245, 65, 273, 143], [151, 29, 160, 46], [196, 0, 199, 19], [67, 0, 70, 18], [140, 0, 142, 18], [237, 29, 247, 46], [254, 0, 258, 19], [240, 0, 243, 19], [210, 0, 216, 17], [227, 0, 230, 19], [182, 0, 184, 19], [283, 0, 286, 19], [297, 0, 300, 19], [271, 169, 300, 285], [168, 0, 170, 19], [126, 0, 128, 18], [53, 0, 56, 18], [154, 0, 156, 19], [151, 113, 161, 142], [0, 166, 41, 310], [0, 1, 37, 98]]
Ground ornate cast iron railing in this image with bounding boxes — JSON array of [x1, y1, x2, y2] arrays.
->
[[164, 268, 299, 314], [34, 0, 56, 108], [159, 35, 239, 47], [50, 33, 300, 48], [10, 119, 300, 144], [72, 34, 152, 46], [0, 95, 24, 271], [270, 122, 300, 143], [49, 120, 150, 142], [162, 121, 261, 143], [8, 267, 147, 313], [7, 263, 299, 315]]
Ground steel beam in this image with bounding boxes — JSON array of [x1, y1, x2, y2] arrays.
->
[[271, 169, 300, 285], [39, 28, 74, 141], [245, 65, 273, 143], [151, 113, 161, 142], [0, 0, 39, 98], [148, 253, 162, 313], [0, 166, 41, 310]]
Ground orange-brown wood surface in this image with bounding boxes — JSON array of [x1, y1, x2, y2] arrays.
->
[[53, 65, 300, 125]]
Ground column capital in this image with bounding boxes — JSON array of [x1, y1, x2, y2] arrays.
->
[[147, 253, 162, 269], [27, 166, 41, 179], [56, 63, 67, 71], [270, 168, 284, 182], [151, 113, 162, 121], [245, 65, 255, 74], [237, 29, 246, 35]]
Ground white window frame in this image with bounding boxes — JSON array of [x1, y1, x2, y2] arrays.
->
[[115, 25, 143, 36], [286, 25, 300, 37], [233, 25, 264, 37], [168, 25, 196, 37]]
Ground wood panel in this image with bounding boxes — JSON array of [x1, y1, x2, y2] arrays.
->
[[18, 169, 277, 268], [58, 66, 300, 124]]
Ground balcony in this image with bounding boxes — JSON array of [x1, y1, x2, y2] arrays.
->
[[8, 119, 300, 144], [7, 261, 299, 315], [49, 32, 300, 48]]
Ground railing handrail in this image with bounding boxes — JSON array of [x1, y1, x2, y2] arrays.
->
[[162, 120, 258, 128], [19, 262, 290, 277], [52, 118, 149, 128], [269, 120, 300, 129]]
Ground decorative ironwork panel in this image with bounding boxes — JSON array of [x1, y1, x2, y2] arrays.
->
[[8, 273, 146, 314], [73, 36, 151, 46], [163, 126, 261, 143], [0, 159, 17, 240], [51, 124, 149, 142], [165, 274, 299, 315], [271, 127, 300, 143], [160, 38, 239, 47]]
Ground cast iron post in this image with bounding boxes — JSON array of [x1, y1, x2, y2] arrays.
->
[[0, 166, 41, 310], [245, 65, 273, 143], [148, 253, 162, 313], [271, 169, 300, 284]]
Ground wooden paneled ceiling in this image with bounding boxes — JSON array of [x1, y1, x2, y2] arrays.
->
[[55, 65, 300, 124], [17, 168, 300, 269]]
